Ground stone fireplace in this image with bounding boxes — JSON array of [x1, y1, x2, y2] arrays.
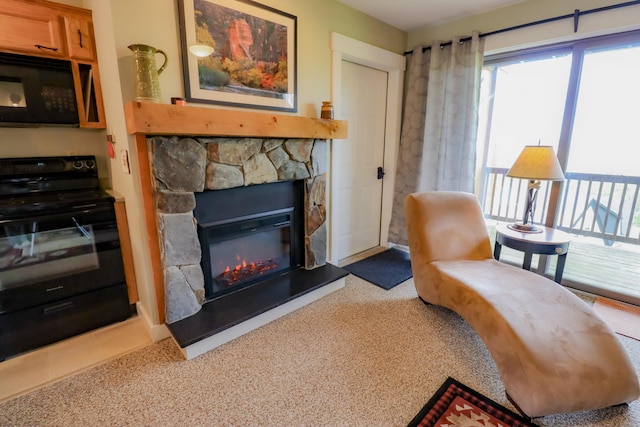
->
[[151, 135, 331, 322], [125, 102, 349, 359]]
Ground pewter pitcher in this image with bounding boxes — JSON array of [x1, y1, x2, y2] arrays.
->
[[128, 44, 168, 103]]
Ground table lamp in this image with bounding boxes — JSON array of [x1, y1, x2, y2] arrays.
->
[[506, 145, 565, 233]]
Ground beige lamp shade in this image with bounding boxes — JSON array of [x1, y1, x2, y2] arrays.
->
[[506, 145, 565, 181]]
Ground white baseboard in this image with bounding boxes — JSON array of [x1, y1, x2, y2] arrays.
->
[[136, 302, 170, 342]]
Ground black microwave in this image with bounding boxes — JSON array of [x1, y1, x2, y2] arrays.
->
[[0, 52, 78, 126]]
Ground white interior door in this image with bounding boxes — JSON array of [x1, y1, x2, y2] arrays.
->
[[334, 60, 388, 261]]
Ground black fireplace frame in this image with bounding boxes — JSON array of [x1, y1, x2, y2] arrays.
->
[[194, 180, 305, 301]]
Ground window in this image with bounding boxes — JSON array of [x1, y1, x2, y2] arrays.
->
[[477, 31, 640, 305], [567, 43, 640, 176]]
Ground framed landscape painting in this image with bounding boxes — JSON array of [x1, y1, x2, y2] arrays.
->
[[178, 0, 297, 112]]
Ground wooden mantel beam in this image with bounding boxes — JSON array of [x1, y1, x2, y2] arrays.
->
[[124, 101, 348, 139]]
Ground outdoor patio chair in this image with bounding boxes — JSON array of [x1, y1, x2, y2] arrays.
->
[[571, 198, 631, 246]]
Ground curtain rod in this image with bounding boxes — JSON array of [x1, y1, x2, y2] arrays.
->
[[403, 0, 640, 55]]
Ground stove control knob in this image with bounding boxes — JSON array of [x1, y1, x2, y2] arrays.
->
[[73, 160, 83, 169], [85, 159, 95, 169]]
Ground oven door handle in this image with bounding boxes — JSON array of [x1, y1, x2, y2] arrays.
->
[[0, 205, 114, 226]]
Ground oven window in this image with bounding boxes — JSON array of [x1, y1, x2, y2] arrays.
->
[[0, 224, 99, 290]]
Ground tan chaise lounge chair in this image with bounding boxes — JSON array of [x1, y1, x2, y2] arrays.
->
[[404, 190, 640, 418]]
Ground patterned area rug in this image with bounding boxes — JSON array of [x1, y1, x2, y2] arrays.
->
[[593, 297, 640, 341], [342, 248, 412, 290], [408, 377, 536, 427]]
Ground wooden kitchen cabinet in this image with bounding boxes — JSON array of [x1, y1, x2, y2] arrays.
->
[[115, 200, 139, 304], [0, 0, 65, 58], [71, 60, 105, 128], [64, 14, 95, 61], [0, 0, 106, 128]]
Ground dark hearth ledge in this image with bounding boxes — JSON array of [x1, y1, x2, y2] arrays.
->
[[167, 264, 349, 348]]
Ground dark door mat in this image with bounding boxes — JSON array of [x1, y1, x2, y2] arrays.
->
[[343, 248, 412, 290]]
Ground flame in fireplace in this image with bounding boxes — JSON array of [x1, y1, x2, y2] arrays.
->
[[215, 255, 280, 288]]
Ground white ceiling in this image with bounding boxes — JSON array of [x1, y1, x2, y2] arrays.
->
[[337, 0, 526, 32]]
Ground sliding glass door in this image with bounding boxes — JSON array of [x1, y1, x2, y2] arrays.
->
[[478, 30, 640, 305]]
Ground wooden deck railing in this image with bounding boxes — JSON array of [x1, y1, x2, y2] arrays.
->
[[480, 167, 640, 245]]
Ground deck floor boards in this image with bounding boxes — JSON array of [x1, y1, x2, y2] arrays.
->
[[489, 223, 640, 301]]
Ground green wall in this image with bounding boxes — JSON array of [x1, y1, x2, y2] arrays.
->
[[109, 0, 406, 116]]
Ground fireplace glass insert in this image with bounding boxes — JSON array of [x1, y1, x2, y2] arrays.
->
[[194, 181, 304, 301], [200, 209, 294, 295]]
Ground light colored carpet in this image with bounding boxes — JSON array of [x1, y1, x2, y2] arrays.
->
[[1, 275, 639, 426]]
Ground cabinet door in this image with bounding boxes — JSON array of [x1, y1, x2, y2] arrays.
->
[[0, 1, 65, 57], [64, 15, 94, 61], [72, 61, 106, 128]]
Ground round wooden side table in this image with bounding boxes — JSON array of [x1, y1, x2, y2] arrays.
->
[[493, 224, 572, 284]]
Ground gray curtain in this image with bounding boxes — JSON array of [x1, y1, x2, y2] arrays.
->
[[388, 32, 485, 245]]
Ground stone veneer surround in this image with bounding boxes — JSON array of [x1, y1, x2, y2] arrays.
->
[[149, 135, 328, 323]]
